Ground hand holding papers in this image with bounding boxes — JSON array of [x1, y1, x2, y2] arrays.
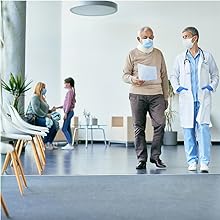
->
[[137, 64, 157, 81], [131, 76, 145, 86]]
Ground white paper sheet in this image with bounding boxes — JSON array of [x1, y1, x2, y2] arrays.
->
[[137, 64, 157, 81]]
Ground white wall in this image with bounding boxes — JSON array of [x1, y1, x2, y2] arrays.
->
[[61, 1, 220, 141], [25, 1, 220, 141], [25, 1, 62, 108]]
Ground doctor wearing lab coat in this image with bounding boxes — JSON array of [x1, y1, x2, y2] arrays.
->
[[170, 27, 219, 173]]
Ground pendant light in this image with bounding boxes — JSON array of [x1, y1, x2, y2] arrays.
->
[[70, 1, 118, 16]]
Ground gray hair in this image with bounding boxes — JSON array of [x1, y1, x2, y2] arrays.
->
[[182, 26, 199, 39], [137, 26, 153, 37]]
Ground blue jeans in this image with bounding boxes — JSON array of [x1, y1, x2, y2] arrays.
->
[[35, 117, 57, 144], [62, 111, 74, 144], [183, 102, 211, 165]]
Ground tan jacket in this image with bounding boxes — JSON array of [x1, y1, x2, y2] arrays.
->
[[123, 48, 169, 100]]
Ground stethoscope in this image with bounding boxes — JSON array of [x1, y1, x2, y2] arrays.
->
[[184, 47, 206, 65]]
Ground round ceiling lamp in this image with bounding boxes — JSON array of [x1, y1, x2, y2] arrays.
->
[[70, 1, 118, 16]]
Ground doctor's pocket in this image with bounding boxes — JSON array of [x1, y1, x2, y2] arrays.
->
[[200, 63, 210, 86], [202, 89, 212, 110], [179, 91, 194, 114]]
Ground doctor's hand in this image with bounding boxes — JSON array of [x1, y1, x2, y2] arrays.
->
[[202, 85, 213, 91], [131, 76, 145, 86], [176, 86, 188, 93]]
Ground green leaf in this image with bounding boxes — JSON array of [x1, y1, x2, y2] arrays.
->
[[1, 79, 11, 92], [1, 72, 33, 113]]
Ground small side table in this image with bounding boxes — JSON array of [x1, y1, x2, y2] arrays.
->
[[72, 124, 107, 147]]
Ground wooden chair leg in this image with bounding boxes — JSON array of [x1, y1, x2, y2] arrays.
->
[[1, 153, 11, 174], [15, 139, 21, 152], [1, 194, 10, 218], [11, 151, 24, 195], [36, 135, 45, 152], [34, 136, 46, 166], [17, 140, 24, 158], [37, 135, 46, 156], [10, 139, 23, 167], [14, 151, 27, 188], [30, 140, 43, 175], [39, 136, 46, 159]]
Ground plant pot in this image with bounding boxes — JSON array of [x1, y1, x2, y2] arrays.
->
[[92, 118, 98, 125], [163, 131, 177, 146]]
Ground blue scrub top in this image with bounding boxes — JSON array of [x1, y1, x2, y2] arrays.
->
[[186, 50, 200, 102]]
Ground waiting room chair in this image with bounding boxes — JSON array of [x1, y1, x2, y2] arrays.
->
[[1, 106, 44, 175], [0, 141, 27, 195], [8, 104, 47, 166]]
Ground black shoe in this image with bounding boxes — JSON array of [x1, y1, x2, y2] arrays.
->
[[150, 158, 166, 168], [136, 161, 146, 170]]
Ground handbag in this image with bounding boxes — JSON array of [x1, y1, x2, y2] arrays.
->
[[25, 113, 36, 125]]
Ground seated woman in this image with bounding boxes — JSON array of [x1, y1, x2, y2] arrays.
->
[[26, 82, 58, 150]]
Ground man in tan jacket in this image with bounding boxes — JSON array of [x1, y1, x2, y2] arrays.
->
[[123, 26, 169, 170]]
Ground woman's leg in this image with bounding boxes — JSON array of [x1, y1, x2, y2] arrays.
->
[[35, 117, 57, 144], [35, 117, 48, 143], [62, 111, 74, 144], [46, 123, 58, 144]]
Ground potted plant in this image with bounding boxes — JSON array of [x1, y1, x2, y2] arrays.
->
[[83, 109, 91, 126], [163, 80, 178, 146], [1, 72, 32, 114]]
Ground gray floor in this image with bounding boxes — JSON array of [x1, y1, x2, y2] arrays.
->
[[1, 175, 220, 220], [1, 143, 220, 219], [1, 143, 220, 175]]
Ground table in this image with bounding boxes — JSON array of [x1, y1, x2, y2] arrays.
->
[[72, 124, 107, 147]]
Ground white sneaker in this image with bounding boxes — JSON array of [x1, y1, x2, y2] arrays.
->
[[200, 163, 209, 173], [61, 144, 74, 150], [51, 143, 58, 150], [188, 163, 197, 171], [45, 143, 54, 150]]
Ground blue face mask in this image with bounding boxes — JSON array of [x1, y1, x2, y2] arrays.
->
[[41, 88, 47, 95], [142, 38, 153, 49]]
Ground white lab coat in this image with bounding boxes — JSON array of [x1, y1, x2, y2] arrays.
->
[[170, 50, 219, 128]]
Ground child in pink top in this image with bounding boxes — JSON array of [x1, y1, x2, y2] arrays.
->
[[56, 77, 76, 150]]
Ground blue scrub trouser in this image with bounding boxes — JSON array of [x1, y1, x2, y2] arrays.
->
[[62, 111, 74, 144], [183, 101, 211, 165]]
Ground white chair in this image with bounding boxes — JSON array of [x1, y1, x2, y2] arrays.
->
[[7, 104, 47, 165], [1, 107, 44, 175], [110, 115, 154, 147], [9, 104, 49, 133], [0, 141, 27, 195]]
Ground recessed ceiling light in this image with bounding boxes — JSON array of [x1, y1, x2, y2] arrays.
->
[[70, 1, 118, 16]]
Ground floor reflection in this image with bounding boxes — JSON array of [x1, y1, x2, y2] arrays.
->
[[1, 143, 220, 175]]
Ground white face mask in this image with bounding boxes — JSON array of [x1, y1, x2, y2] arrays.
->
[[182, 38, 194, 49]]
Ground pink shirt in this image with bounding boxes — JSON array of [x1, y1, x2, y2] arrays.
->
[[63, 89, 76, 113]]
